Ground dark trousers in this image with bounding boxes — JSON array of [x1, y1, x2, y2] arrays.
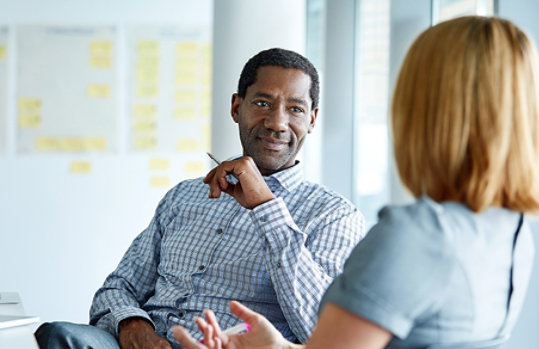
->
[[34, 321, 181, 349]]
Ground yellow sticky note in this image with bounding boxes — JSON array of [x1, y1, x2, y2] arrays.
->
[[176, 138, 198, 152], [136, 84, 159, 98], [19, 98, 42, 111], [176, 42, 198, 55], [201, 44, 212, 58], [137, 40, 159, 53], [88, 84, 110, 98], [18, 114, 41, 128], [0, 45, 6, 59], [134, 120, 157, 132], [58, 137, 85, 151], [136, 73, 159, 85], [173, 106, 195, 120], [150, 176, 170, 188], [134, 104, 157, 117], [90, 40, 113, 53], [90, 55, 112, 69], [135, 137, 157, 150], [84, 137, 107, 151], [136, 67, 159, 81], [36, 137, 59, 151], [149, 158, 170, 170], [137, 56, 160, 68], [70, 161, 92, 174], [174, 90, 196, 103], [175, 71, 197, 85], [176, 58, 197, 71], [184, 161, 206, 175]]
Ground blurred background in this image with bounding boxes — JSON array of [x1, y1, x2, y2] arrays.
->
[[0, 0, 537, 347]]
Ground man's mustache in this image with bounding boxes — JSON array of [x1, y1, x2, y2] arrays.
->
[[256, 130, 291, 143]]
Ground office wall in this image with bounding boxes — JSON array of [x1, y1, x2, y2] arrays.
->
[[0, 0, 306, 325], [0, 0, 212, 324]]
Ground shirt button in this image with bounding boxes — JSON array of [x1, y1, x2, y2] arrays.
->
[[167, 313, 177, 322], [198, 265, 205, 271], [276, 262, 282, 268], [216, 228, 223, 234], [178, 310, 186, 318], [260, 215, 269, 223]]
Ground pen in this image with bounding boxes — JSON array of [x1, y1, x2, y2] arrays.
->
[[206, 152, 239, 180], [199, 322, 251, 343], [222, 322, 251, 335]]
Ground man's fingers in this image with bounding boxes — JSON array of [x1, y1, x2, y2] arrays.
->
[[205, 165, 235, 199], [203, 168, 217, 184]]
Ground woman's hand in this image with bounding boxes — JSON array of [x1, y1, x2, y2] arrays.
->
[[173, 301, 295, 349]]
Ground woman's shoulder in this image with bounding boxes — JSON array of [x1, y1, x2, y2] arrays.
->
[[371, 197, 454, 250]]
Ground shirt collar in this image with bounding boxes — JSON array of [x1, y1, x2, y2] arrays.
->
[[227, 155, 304, 193], [263, 161, 303, 193]]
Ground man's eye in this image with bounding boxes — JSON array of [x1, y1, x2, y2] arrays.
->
[[255, 101, 270, 108], [290, 106, 304, 113]]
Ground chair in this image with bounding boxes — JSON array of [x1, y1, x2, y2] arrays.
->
[[0, 292, 40, 349]]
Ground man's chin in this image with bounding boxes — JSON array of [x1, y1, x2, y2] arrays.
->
[[255, 158, 294, 175]]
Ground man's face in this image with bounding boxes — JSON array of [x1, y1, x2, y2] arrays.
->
[[231, 66, 318, 176]]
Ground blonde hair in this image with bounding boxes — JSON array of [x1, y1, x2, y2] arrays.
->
[[392, 16, 539, 213]]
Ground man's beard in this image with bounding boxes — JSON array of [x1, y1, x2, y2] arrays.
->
[[239, 127, 296, 172]]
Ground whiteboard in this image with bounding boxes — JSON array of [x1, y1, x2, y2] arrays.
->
[[17, 25, 117, 153]]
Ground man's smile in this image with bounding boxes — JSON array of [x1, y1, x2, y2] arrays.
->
[[258, 136, 290, 151]]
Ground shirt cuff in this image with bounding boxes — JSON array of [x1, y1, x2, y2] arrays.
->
[[111, 306, 155, 336], [250, 197, 307, 249]]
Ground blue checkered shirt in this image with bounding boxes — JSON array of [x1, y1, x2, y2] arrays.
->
[[89, 162, 365, 344]]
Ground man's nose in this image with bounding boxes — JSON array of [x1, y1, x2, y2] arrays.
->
[[264, 106, 288, 132]]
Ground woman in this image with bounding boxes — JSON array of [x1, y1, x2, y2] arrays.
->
[[173, 16, 539, 349]]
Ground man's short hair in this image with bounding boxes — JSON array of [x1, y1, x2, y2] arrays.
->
[[237, 48, 320, 109]]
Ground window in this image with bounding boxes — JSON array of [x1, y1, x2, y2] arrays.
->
[[353, 0, 390, 227], [432, 0, 497, 24]]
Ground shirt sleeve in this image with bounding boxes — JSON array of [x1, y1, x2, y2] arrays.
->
[[89, 189, 174, 336], [250, 196, 365, 343], [319, 203, 455, 339]]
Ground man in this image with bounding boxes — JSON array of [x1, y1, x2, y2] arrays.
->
[[35, 48, 365, 348]]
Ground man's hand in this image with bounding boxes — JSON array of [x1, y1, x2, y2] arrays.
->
[[118, 317, 171, 349], [172, 301, 296, 349], [203, 156, 275, 209]]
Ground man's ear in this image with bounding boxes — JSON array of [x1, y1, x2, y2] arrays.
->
[[308, 107, 319, 133], [231, 93, 241, 123]]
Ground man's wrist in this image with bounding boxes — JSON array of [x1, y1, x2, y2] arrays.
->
[[118, 317, 154, 334]]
